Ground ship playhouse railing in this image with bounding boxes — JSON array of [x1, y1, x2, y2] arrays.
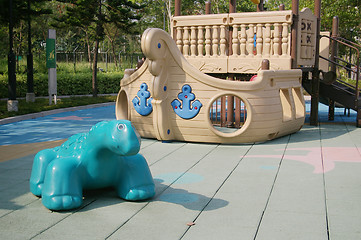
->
[[171, 8, 317, 74]]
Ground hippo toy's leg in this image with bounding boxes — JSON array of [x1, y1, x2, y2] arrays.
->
[[116, 154, 155, 201], [41, 157, 84, 211], [30, 149, 57, 197]]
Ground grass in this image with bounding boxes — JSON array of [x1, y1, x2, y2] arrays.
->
[[0, 95, 117, 119]]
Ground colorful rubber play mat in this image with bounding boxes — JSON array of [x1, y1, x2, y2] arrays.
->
[[0, 101, 357, 146], [0, 105, 116, 146]]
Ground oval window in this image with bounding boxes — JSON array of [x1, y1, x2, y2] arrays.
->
[[208, 94, 248, 136]]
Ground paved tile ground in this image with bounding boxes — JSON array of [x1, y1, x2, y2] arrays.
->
[[0, 101, 360, 240]]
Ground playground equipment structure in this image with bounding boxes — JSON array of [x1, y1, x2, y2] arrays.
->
[[30, 120, 155, 211], [116, 0, 360, 144]]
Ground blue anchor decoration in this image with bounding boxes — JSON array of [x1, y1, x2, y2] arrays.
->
[[171, 84, 202, 119], [132, 83, 153, 116]]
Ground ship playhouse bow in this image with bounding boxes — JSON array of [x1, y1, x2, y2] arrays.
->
[[116, 28, 305, 144]]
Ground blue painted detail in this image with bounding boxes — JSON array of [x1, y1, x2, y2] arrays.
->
[[29, 120, 155, 211], [154, 172, 204, 185], [167, 129, 170, 135], [171, 84, 202, 119], [164, 86, 167, 91], [132, 83, 153, 116], [158, 43, 161, 48]]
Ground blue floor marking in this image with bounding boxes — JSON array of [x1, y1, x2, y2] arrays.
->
[[0, 105, 116, 145]]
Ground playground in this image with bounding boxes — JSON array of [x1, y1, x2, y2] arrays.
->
[[1, 0, 361, 238], [0, 100, 361, 239]]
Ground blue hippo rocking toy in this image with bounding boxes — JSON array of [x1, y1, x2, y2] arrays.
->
[[30, 120, 155, 211]]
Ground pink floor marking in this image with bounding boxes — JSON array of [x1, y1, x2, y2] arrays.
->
[[246, 147, 361, 173], [52, 116, 91, 121]]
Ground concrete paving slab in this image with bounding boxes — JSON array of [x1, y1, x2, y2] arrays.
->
[[255, 211, 328, 240], [33, 198, 149, 240], [140, 141, 187, 165], [0, 193, 103, 240], [248, 127, 329, 239], [183, 140, 289, 240], [328, 214, 361, 240], [107, 143, 223, 239], [0, 200, 70, 240], [319, 123, 361, 239], [108, 144, 252, 239]]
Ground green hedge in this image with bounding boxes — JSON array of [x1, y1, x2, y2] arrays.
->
[[0, 72, 123, 98]]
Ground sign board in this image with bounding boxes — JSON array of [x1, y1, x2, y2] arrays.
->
[[46, 38, 56, 69], [47, 29, 57, 104]]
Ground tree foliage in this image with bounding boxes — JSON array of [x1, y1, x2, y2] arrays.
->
[[0, 0, 52, 56], [54, 0, 144, 96], [265, 0, 361, 42], [0, 0, 52, 25]]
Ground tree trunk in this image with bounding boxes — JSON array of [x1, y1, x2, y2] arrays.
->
[[92, 0, 102, 97], [84, 30, 92, 69], [92, 38, 99, 97], [105, 25, 119, 68], [110, 38, 118, 68]]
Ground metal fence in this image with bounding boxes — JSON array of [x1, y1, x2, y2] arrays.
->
[[56, 52, 143, 71], [1, 51, 144, 72], [56, 52, 143, 65]]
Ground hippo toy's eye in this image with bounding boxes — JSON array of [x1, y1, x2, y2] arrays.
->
[[117, 123, 126, 131]]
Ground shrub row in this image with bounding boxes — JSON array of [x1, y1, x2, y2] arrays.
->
[[0, 72, 123, 98]]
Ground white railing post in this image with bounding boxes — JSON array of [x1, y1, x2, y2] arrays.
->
[[220, 25, 227, 56], [232, 24, 239, 56], [212, 25, 219, 56], [273, 23, 280, 56], [176, 27, 183, 53], [282, 23, 289, 56], [264, 23, 271, 57], [183, 26, 190, 56], [190, 26, 197, 57], [205, 25, 212, 57], [240, 24, 246, 57], [197, 26, 204, 57], [247, 24, 254, 57], [256, 24, 263, 56]]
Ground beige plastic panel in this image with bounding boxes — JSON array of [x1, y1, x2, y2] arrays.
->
[[319, 31, 330, 73], [171, 10, 294, 73], [297, 8, 317, 67], [116, 28, 305, 144]]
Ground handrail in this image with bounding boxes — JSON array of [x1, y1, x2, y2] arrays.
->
[[334, 56, 358, 71], [319, 35, 360, 107], [336, 36, 361, 49]]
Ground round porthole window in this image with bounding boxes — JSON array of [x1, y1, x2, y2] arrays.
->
[[208, 94, 250, 137]]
